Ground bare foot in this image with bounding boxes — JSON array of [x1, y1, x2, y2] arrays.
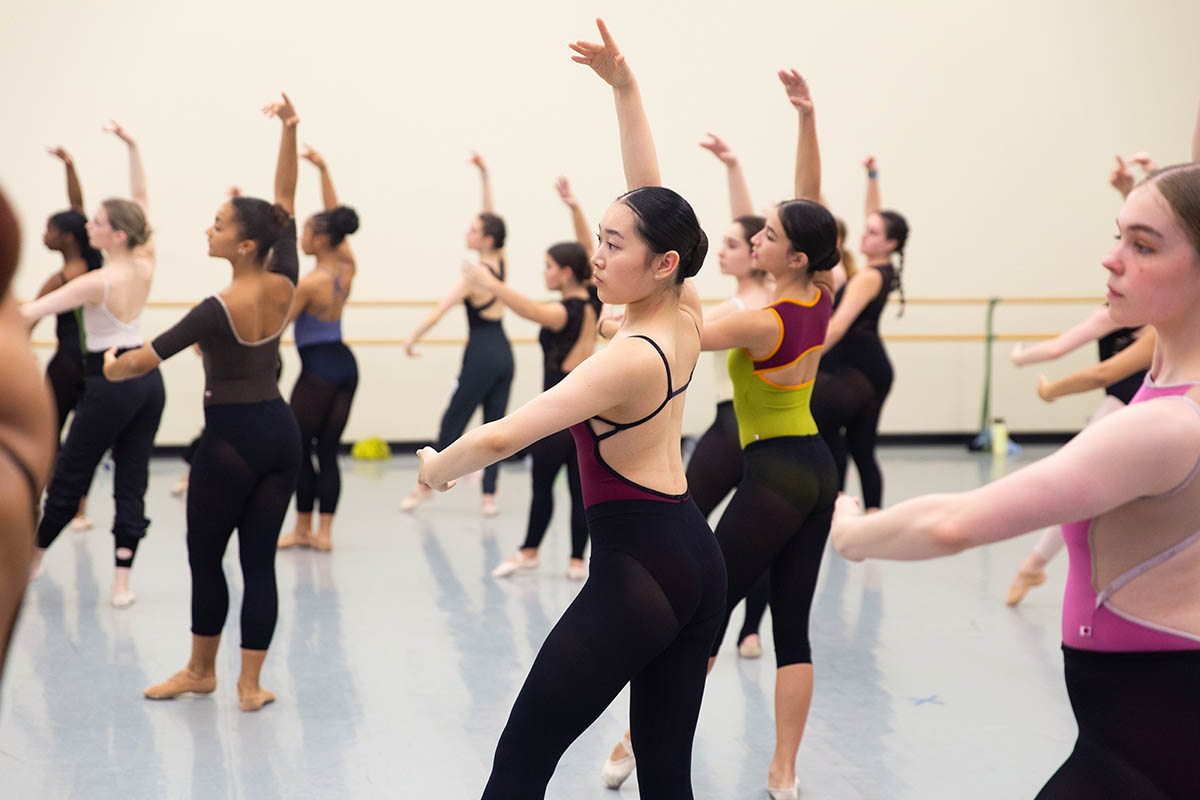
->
[[277, 527, 314, 549], [237, 683, 276, 712], [144, 668, 217, 699], [481, 494, 500, 517], [313, 531, 332, 552]]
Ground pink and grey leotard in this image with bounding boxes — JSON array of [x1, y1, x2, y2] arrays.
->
[[1061, 376, 1200, 652]]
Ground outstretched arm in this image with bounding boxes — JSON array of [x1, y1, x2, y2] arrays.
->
[[555, 177, 593, 258], [862, 156, 881, 217], [571, 18, 661, 189], [48, 148, 84, 212], [699, 134, 753, 218], [1037, 327, 1155, 402], [832, 392, 1200, 561], [263, 92, 299, 216], [101, 122, 147, 213], [462, 261, 568, 330], [1010, 306, 1122, 366], [21, 270, 105, 323], [470, 153, 494, 214], [405, 278, 470, 357], [780, 69, 820, 202]]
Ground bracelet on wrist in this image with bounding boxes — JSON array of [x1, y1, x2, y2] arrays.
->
[[868, 170, 878, 179]]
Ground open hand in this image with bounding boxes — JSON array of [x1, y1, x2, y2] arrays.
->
[[554, 176, 578, 207], [101, 120, 135, 145], [778, 69, 813, 115], [699, 133, 738, 166], [416, 447, 456, 492], [262, 92, 299, 127], [47, 146, 73, 165], [1127, 152, 1159, 175], [570, 18, 634, 89]]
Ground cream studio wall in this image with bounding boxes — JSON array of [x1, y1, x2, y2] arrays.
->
[[5, 0, 1198, 445]]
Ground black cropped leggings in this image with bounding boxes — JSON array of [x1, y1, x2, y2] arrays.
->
[[812, 367, 889, 509], [520, 428, 587, 560], [290, 342, 358, 515], [1036, 646, 1200, 799], [37, 353, 165, 567], [437, 325, 513, 495], [687, 400, 770, 644], [482, 498, 726, 799], [710, 435, 838, 667], [186, 399, 300, 650]]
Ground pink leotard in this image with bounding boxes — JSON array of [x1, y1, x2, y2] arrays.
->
[[1061, 376, 1200, 652]]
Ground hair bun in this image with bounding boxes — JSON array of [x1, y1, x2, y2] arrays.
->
[[681, 228, 708, 279], [271, 203, 291, 228], [332, 206, 360, 237]]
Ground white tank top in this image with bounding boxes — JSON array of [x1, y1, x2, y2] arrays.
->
[[712, 297, 746, 404], [83, 277, 143, 351]]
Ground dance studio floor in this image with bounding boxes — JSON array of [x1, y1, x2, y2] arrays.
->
[[1, 445, 1077, 799]]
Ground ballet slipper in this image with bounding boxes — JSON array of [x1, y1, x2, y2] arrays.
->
[[566, 559, 587, 581], [111, 566, 135, 608], [601, 732, 635, 789], [400, 485, 432, 512], [277, 529, 314, 549], [69, 514, 93, 532], [1006, 569, 1046, 606], [481, 494, 500, 517], [491, 551, 539, 578], [738, 633, 763, 659], [145, 634, 220, 700], [170, 474, 189, 497], [767, 779, 799, 800], [237, 648, 275, 712]]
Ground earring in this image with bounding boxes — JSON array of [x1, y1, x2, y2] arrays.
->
[[238, 248, 246, 255]]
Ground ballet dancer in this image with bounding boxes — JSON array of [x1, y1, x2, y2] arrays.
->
[[105, 93, 303, 711], [0, 188, 57, 683], [417, 20, 726, 797], [36, 146, 104, 531], [277, 144, 360, 552], [403, 152, 513, 516], [832, 159, 1200, 799], [477, 177, 601, 580], [21, 121, 164, 607]]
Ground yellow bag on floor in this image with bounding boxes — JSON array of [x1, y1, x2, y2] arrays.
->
[[351, 437, 390, 460]]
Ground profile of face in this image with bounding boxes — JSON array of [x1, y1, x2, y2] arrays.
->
[[1103, 183, 1200, 328], [85, 205, 122, 252], [860, 212, 896, 258], [465, 215, 485, 251], [43, 222, 65, 252], [719, 221, 754, 278], [591, 202, 672, 305], [750, 207, 802, 279], [300, 217, 316, 256], [543, 253, 568, 291], [206, 200, 247, 261]]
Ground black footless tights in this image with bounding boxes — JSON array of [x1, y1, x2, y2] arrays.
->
[[187, 399, 300, 650], [688, 401, 771, 645], [520, 429, 587, 559], [1035, 646, 1200, 800], [710, 435, 837, 666], [812, 367, 888, 509], [482, 499, 726, 799], [436, 327, 513, 495], [290, 342, 358, 514]]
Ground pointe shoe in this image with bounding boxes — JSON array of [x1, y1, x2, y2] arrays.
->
[[602, 735, 635, 789], [400, 486, 432, 512], [566, 562, 588, 581], [491, 552, 539, 578], [170, 475, 189, 497], [481, 496, 500, 517], [1006, 569, 1046, 606], [69, 514, 93, 532], [111, 589, 136, 608], [277, 530, 314, 549], [238, 684, 276, 712], [313, 531, 333, 552], [767, 780, 799, 800], [144, 669, 217, 700], [738, 633, 763, 659]]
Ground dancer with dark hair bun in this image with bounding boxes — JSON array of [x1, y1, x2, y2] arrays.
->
[[105, 93, 303, 712], [0, 186, 57, 685], [403, 152, 513, 517], [36, 146, 105, 531], [21, 121, 165, 607], [417, 21, 725, 797], [811, 155, 909, 511], [476, 176, 601, 580], [277, 144, 360, 552]]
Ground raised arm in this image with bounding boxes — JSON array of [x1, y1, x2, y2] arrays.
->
[[301, 144, 354, 264], [263, 92, 299, 216], [1037, 327, 1155, 402], [779, 69, 820, 202], [862, 156, 881, 218], [571, 18, 661, 189], [555, 177, 593, 258], [405, 278, 470, 357], [832, 393, 1200, 561], [462, 261, 568, 330], [48, 148, 84, 212], [1010, 306, 1122, 367], [699, 134, 753, 218], [101, 121, 147, 213], [470, 153, 495, 214]]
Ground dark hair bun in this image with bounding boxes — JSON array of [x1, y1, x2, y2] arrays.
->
[[271, 203, 291, 229], [331, 206, 359, 238], [777, 199, 840, 274], [680, 228, 708, 279], [617, 186, 706, 285]]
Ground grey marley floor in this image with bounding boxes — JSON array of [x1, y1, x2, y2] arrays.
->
[[1, 446, 1077, 799]]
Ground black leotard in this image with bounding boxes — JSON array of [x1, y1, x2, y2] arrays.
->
[[1098, 326, 1147, 405]]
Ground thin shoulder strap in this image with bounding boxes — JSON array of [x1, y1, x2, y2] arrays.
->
[[593, 335, 679, 438]]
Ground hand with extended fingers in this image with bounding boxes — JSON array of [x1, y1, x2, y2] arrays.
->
[[778, 69, 813, 115], [1109, 155, 1135, 197], [301, 144, 326, 169], [47, 146, 73, 165], [1127, 152, 1159, 175], [101, 120, 135, 145], [699, 133, 738, 166], [469, 152, 487, 174], [262, 91, 299, 127], [570, 18, 634, 89], [554, 176, 578, 208], [863, 155, 878, 174], [416, 447, 455, 492]]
